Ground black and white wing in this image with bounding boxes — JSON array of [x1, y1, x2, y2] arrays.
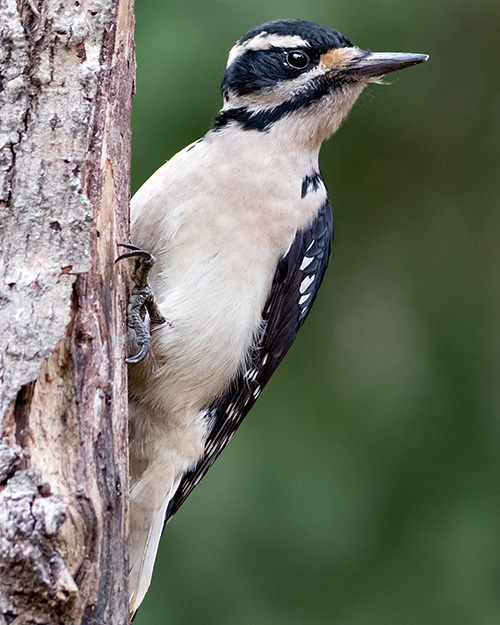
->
[[167, 198, 334, 520]]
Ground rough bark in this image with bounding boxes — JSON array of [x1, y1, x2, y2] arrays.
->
[[0, 0, 134, 623]]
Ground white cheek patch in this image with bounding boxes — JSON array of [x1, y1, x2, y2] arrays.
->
[[227, 32, 309, 67], [223, 64, 325, 113]]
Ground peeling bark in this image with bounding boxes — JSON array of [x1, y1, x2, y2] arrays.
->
[[0, 0, 134, 623]]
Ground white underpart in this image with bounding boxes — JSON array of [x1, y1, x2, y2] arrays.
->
[[272, 81, 366, 149], [127, 53, 368, 614], [127, 129, 325, 614], [226, 32, 309, 67]]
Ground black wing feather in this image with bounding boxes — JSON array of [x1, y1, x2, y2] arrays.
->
[[167, 198, 334, 520]]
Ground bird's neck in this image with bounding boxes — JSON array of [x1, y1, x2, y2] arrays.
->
[[214, 81, 366, 154], [206, 123, 321, 180]]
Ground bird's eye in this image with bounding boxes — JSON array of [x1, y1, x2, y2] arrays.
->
[[284, 51, 310, 71]]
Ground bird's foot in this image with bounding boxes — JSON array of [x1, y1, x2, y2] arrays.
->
[[116, 244, 168, 364]]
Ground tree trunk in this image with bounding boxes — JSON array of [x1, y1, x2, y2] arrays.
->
[[0, 0, 134, 623]]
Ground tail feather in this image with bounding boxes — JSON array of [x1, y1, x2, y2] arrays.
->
[[128, 477, 181, 617]]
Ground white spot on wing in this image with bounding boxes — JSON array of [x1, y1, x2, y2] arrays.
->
[[300, 275, 315, 294], [299, 293, 312, 306], [228, 406, 238, 420], [300, 256, 314, 270], [206, 440, 215, 453], [244, 368, 258, 382]]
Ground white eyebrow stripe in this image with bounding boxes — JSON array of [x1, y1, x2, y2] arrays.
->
[[226, 33, 309, 67]]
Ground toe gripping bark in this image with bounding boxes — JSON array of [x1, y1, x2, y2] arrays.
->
[[116, 244, 167, 364]]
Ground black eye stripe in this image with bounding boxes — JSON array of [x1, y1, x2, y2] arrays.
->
[[284, 50, 310, 70], [222, 46, 325, 97]]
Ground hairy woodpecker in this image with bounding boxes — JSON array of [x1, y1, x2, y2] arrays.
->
[[123, 19, 428, 615]]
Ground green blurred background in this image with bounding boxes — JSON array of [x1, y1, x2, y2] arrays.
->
[[131, 1, 500, 623]]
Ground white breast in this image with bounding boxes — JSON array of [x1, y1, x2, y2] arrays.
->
[[127, 126, 327, 615], [129, 127, 326, 418]]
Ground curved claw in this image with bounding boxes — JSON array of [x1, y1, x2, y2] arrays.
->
[[116, 253, 154, 266], [126, 342, 150, 365], [118, 243, 142, 251], [115, 251, 155, 263], [116, 242, 164, 364], [115, 243, 156, 264]]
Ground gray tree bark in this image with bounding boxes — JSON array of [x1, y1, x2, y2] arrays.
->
[[0, 0, 134, 622]]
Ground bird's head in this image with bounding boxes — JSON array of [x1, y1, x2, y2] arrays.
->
[[214, 19, 428, 149]]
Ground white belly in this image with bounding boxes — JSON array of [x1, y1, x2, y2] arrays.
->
[[126, 128, 326, 613], [128, 128, 325, 421]]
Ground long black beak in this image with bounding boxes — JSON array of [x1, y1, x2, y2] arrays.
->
[[349, 52, 429, 79]]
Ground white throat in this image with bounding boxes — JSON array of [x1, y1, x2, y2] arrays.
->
[[221, 81, 367, 152]]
